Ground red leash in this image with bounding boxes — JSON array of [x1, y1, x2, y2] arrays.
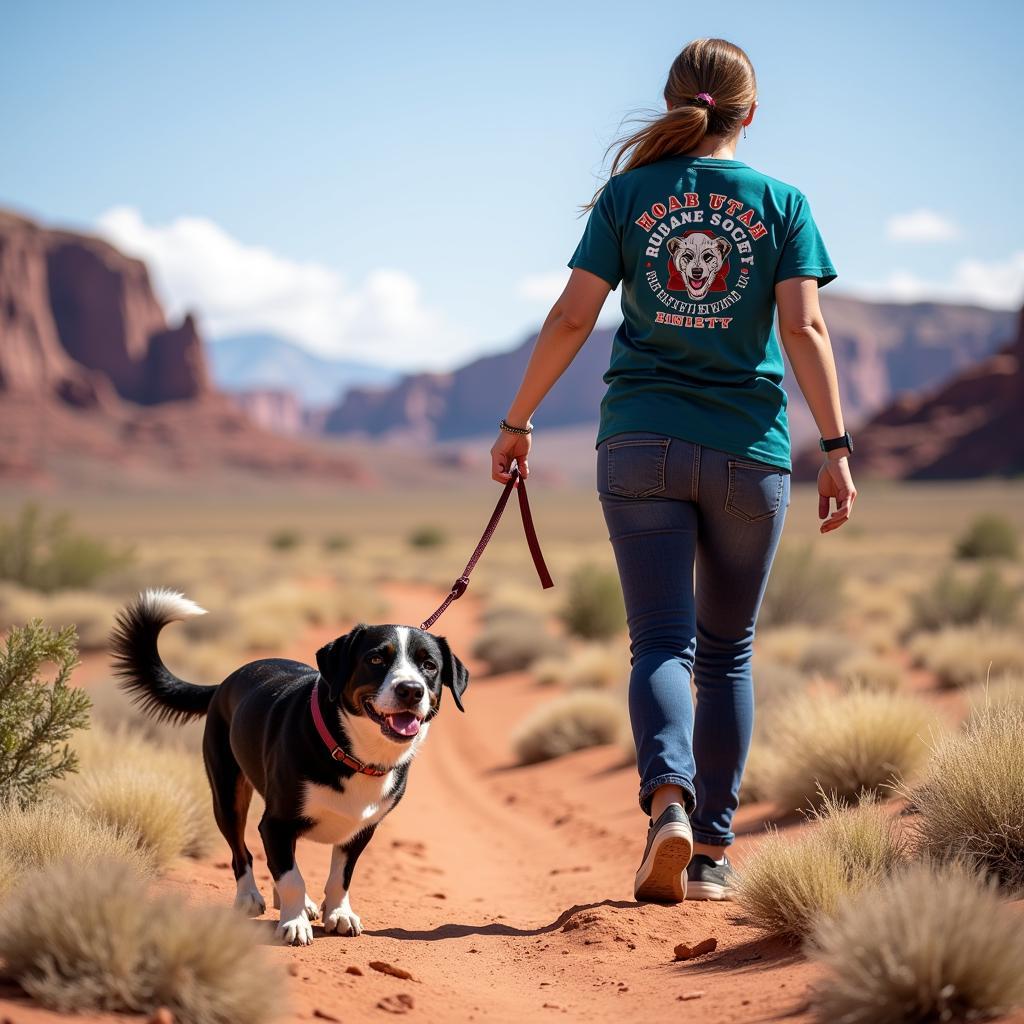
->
[[420, 464, 553, 631]]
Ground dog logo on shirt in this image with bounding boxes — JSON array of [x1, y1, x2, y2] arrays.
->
[[666, 230, 732, 301]]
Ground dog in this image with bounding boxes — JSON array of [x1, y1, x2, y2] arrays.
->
[[666, 231, 732, 300], [110, 588, 468, 946]]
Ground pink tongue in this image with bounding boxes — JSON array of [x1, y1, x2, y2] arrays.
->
[[388, 712, 421, 737]]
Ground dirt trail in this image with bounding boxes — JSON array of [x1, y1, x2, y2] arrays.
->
[[5, 581, 979, 1024]]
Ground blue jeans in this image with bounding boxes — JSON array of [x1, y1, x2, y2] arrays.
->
[[597, 432, 790, 846]]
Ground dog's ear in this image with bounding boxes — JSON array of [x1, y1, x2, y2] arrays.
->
[[666, 236, 683, 255], [316, 625, 366, 702], [434, 635, 469, 713], [715, 236, 732, 260]]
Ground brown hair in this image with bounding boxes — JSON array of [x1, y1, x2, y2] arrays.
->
[[586, 38, 757, 208]]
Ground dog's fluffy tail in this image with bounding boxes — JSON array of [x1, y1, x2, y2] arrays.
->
[[110, 588, 218, 725]]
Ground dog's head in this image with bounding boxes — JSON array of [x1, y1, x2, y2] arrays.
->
[[315, 624, 469, 747], [666, 232, 731, 300]]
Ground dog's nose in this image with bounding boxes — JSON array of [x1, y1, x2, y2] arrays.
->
[[394, 681, 425, 705]]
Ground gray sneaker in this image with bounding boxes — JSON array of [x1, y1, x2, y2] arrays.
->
[[685, 853, 734, 900], [634, 804, 693, 903]]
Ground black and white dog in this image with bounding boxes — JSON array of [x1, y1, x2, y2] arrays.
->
[[110, 588, 468, 945]]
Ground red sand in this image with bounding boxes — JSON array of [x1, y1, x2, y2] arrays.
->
[[4, 583, 1023, 1024]]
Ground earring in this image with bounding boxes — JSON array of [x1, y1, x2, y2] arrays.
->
[[743, 125, 748, 140]]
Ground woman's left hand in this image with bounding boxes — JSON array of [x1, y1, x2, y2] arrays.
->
[[490, 429, 531, 484]]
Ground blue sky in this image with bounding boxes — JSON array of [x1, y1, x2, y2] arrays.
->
[[3, 0, 1022, 369]]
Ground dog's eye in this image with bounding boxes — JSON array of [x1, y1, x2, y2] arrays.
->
[[369, 655, 384, 666], [422, 660, 437, 673]]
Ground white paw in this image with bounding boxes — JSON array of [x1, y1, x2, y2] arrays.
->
[[304, 895, 320, 920], [323, 906, 363, 936], [276, 914, 314, 946], [233, 889, 266, 917]]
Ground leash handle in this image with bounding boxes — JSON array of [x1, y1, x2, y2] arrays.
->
[[419, 463, 553, 631]]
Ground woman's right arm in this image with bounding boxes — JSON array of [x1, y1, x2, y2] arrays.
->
[[775, 276, 857, 534]]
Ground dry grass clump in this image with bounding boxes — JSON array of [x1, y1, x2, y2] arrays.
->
[[909, 623, 1024, 688], [559, 563, 625, 641], [0, 800, 153, 899], [809, 860, 1024, 1024], [836, 652, 903, 692], [761, 687, 935, 811], [734, 797, 905, 941], [0, 859, 282, 1024], [967, 671, 1024, 715], [794, 635, 859, 677], [63, 725, 216, 863], [754, 625, 818, 668], [905, 703, 1024, 889], [512, 691, 626, 765], [955, 513, 1019, 561], [472, 612, 561, 675], [910, 566, 1020, 632], [38, 590, 119, 650], [758, 545, 842, 628], [533, 642, 630, 690]]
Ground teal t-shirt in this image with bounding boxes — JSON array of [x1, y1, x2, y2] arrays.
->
[[568, 156, 836, 471]]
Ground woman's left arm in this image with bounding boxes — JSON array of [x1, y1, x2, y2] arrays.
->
[[490, 268, 611, 483]]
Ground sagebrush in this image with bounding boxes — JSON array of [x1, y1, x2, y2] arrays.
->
[[910, 566, 1019, 631], [758, 545, 841, 628], [559, 563, 626, 641], [512, 690, 626, 764]]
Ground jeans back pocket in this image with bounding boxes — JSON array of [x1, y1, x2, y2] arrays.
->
[[725, 459, 786, 522], [604, 438, 670, 498]]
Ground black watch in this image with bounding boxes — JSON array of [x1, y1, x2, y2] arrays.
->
[[819, 431, 853, 454]]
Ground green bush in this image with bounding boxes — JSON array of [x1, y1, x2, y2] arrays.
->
[[0, 620, 90, 809], [910, 567, 1019, 632], [267, 528, 302, 551], [0, 505, 131, 593], [559, 564, 625, 640], [758, 545, 842, 628], [408, 524, 447, 549], [955, 515, 1018, 561]]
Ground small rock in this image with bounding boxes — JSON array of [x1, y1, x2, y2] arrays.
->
[[345, 965, 363, 976], [673, 937, 718, 961], [677, 991, 705, 1001], [287, 963, 300, 977], [369, 961, 416, 981], [149, 1009, 174, 1024], [429, 892, 447, 899], [377, 993, 414, 1014], [313, 1010, 341, 1022]]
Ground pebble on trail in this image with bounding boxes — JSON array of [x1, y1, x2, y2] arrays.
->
[[673, 937, 718, 960]]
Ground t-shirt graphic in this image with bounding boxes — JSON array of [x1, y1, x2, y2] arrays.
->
[[569, 156, 836, 471]]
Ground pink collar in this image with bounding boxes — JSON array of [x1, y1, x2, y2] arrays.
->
[[310, 679, 390, 777]]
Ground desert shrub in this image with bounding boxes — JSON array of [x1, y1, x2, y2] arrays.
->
[[836, 652, 903, 692], [751, 657, 807, 707], [760, 687, 934, 811], [472, 613, 560, 674], [905, 703, 1024, 889], [955, 514, 1018, 561], [38, 590, 119, 651], [758, 545, 841, 628], [559, 563, 625, 641], [734, 796, 905, 941], [408, 524, 447, 548], [267, 527, 302, 551], [0, 800, 152, 898], [512, 691, 626, 765], [84, 676, 205, 749], [0, 620, 90, 809], [535, 642, 630, 690], [322, 532, 352, 552], [0, 504, 131, 592], [809, 861, 1024, 1024], [909, 623, 1024, 688], [795, 635, 859, 677], [967, 672, 1024, 715], [740, 739, 782, 803], [0, 859, 282, 1024], [910, 566, 1019, 632], [755, 625, 817, 667]]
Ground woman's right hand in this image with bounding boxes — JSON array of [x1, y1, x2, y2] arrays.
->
[[817, 456, 856, 534], [490, 429, 531, 484]]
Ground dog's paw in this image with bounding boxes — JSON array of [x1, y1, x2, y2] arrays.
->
[[303, 895, 320, 920], [233, 889, 266, 917], [323, 905, 363, 936], [276, 914, 314, 946]]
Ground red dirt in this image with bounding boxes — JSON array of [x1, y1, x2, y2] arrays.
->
[[5, 582, 1024, 1024]]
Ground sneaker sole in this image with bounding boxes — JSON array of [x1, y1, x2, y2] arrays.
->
[[634, 823, 692, 903], [685, 880, 731, 901]]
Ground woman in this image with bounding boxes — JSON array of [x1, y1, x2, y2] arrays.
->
[[490, 38, 856, 903]]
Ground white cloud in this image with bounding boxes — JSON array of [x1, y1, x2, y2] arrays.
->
[[851, 251, 1024, 310], [517, 270, 569, 304], [95, 206, 471, 370], [885, 209, 959, 243]]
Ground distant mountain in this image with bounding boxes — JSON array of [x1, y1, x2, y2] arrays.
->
[[323, 297, 1016, 452], [208, 333, 396, 407], [801, 305, 1023, 479]]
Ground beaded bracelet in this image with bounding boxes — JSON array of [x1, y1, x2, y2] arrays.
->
[[499, 418, 533, 436]]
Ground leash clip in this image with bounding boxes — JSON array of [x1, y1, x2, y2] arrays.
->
[[450, 574, 471, 599]]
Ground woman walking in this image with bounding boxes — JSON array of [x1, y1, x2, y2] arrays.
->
[[490, 38, 856, 903]]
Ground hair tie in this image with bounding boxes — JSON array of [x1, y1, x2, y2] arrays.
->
[[694, 92, 716, 108]]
